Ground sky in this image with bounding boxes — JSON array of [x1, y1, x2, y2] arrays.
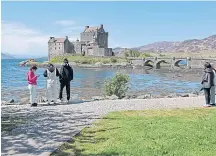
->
[[2, 1, 216, 57]]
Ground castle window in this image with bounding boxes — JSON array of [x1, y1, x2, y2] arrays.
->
[[55, 47, 56, 50], [59, 47, 60, 49], [55, 43, 56, 45], [59, 43, 60, 45]]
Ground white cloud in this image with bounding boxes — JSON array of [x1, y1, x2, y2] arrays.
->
[[1, 21, 81, 57], [55, 20, 76, 26], [1, 21, 49, 56]]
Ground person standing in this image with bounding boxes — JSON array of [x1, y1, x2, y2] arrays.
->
[[201, 62, 214, 107], [27, 66, 39, 107], [58, 58, 73, 103], [43, 63, 59, 104], [210, 64, 216, 105]]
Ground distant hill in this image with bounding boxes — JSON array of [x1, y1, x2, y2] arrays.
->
[[1, 53, 15, 59], [114, 34, 216, 56]]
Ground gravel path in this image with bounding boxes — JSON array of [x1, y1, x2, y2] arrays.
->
[[1, 96, 204, 156]]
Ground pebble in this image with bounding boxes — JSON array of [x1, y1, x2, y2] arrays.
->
[[92, 96, 105, 101], [106, 95, 119, 100]]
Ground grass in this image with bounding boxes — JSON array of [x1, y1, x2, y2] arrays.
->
[[50, 55, 127, 64], [52, 108, 216, 156]]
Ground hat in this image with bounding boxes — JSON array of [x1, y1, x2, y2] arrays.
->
[[64, 58, 68, 63], [204, 62, 211, 69]]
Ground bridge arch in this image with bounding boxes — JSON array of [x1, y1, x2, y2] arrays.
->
[[144, 60, 154, 67], [174, 59, 186, 67], [155, 60, 167, 69]]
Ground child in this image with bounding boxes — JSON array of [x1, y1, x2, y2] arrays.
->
[[27, 66, 39, 106]]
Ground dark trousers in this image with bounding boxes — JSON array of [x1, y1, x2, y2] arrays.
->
[[204, 88, 211, 104], [59, 81, 70, 100]]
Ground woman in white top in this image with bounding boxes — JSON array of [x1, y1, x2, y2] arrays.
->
[[43, 63, 60, 104]]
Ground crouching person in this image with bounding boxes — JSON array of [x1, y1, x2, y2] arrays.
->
[[44, 63, 59, 104], [27, 66, 39, 107]]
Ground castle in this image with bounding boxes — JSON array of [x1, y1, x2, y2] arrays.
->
[[48, 24, 113, 61]]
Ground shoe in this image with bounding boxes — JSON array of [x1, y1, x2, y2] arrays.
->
[[57, 99, 63, 103], [203, 104, 212, 107], [210, 103, 216, 106], [31, 103, 38, 107], [67, 100, 70, 104]]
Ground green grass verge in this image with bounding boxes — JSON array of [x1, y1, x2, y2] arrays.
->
[[52, 108, 216, 156], [50, 55, 127, 64]]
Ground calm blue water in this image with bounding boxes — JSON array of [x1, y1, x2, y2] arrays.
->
[[1, 59, 200, 100]]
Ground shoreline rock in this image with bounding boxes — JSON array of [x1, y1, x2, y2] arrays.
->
[[1, 91, 203, 106]]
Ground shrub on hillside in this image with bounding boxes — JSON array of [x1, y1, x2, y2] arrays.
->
[[124, 50, 141, 57], [104, 73, 130, 99], [139, 53, 152, 58]]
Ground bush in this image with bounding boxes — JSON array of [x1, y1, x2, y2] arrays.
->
[[159, 54, 166, 57], [139, 53, 152, 58], [124, 50, 141, 57], [104, 73, 130, 99], [102, 60, 110, 64], [110, 58, 117, 63]]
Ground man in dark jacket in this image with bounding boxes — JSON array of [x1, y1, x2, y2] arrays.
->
[[58, 58, 73, 103], [201, 62, 214, 107]]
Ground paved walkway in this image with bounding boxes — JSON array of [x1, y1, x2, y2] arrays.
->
[[1, 96, 204, 156]]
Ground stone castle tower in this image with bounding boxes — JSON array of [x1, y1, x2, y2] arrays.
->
[[48, 24, 113, 61]]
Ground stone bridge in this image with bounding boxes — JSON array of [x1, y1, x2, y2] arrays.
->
[[127, 57, 216, 69]]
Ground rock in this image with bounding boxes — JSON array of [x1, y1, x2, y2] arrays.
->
[[144, 94, 152, 99], [135, 94, 152, 99], [131, 95, 137, 99], [92, 96, 104, 101], [136, 95, 146, 99], [188, 93, 198, 97], [122, 95, 131, 99], [8, 99, 15, 103], [177, 93, 189, 97], [1, 101, 7, 105], [95, 62, 102, 66], [166, 93, 178, 98], [20, 97, 29, 104], [152, 94, 164, 99], [106, 95, 119, 100]]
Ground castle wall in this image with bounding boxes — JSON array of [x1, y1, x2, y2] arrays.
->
[[81, 32, 94, 42], [48, 42, 65, 61], [98, 32, 108, 48]]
